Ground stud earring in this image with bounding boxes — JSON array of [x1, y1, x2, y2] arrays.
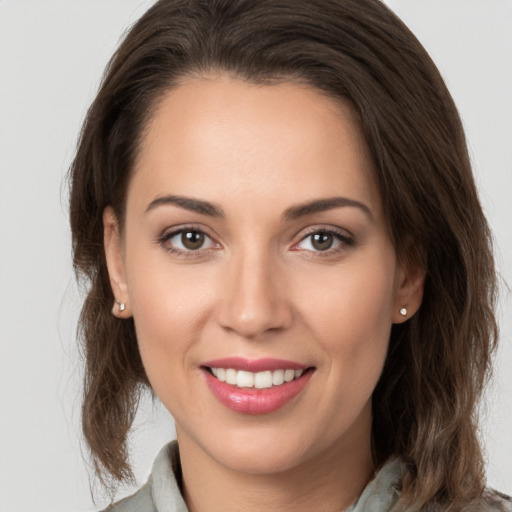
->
[[399, 307, 407, 317], [116, 300, 126, 312]]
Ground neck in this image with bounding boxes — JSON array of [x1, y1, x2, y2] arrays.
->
[[177, 415, 374, 512]]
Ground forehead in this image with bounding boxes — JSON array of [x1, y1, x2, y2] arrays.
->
[[130, 76, 382, 220]]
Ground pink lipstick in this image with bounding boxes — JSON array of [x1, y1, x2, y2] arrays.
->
[[201, 358, 313, 415]]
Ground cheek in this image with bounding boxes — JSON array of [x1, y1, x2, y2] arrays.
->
[[296, 248, 396, 380], [124, 245, 216, 385]]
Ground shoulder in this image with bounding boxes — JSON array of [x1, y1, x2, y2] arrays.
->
[[103, 482, 155, 512], [369, 459, 512, 512], [101, 441, 187, 512], [481, 489, 512, 511]]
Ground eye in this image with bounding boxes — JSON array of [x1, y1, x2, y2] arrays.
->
[[161, 228, 216, 252], [295, 229, 354, 253]]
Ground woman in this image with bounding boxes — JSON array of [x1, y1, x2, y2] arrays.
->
[[69, 0, 510, 510]]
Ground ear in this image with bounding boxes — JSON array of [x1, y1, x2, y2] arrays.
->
[[103, 206, 132, 318], [392, 260, 425, 324]]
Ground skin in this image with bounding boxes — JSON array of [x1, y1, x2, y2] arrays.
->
[[104, 75, 424, 512]]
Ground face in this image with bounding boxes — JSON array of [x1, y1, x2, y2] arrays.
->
[[104, 76, 422, 476]]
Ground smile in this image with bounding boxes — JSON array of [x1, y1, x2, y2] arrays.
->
[[209, 368, 304, 389], [201, 358, 314, 415]]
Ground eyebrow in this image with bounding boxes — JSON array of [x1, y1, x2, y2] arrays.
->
[[145, 195, 225, 217], [145, 194, 372, 221], [283, 197, 373, 221]]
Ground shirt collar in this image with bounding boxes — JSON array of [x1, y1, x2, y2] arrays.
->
[[149, 441, 402, 512]]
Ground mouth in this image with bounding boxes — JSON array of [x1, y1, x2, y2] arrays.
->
[[205, 367, 307, 389], [200, 358, 315, 415]]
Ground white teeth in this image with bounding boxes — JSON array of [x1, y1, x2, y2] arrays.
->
[[284, 369, 295, 382], [272, 369, 284, 386], [254, 371, 273, 389], [225, 368, 237, 385], [236, 370, 254, 388], [210, 367, 306, 388]]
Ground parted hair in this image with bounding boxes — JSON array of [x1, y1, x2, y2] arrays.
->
[[69, 0, 498, 509]]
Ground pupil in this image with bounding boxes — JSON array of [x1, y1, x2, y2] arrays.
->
[[182, 231, 204, 250], [312, 232, 333, 251]]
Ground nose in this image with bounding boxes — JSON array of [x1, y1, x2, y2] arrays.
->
[[216, 249, 293, 339]]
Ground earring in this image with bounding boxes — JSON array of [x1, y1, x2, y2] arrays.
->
[[116, 299, 126, 312], [399, 307, 407, 317]]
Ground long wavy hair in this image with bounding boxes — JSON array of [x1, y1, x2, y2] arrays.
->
[[69, 0, 498, 508]]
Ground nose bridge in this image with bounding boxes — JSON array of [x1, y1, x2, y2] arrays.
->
[[218, 244, 291, 338]]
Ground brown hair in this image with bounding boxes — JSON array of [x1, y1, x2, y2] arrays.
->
[[69, 0, 498, 508]]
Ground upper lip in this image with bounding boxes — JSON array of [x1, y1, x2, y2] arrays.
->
[[201, 357, 309, 372]]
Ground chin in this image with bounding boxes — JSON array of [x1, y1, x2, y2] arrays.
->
[[191, 422, 319, 476], [211, 441, 309, 475]]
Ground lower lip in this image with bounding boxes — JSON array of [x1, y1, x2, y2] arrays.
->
[[203, 369, 313, 415]]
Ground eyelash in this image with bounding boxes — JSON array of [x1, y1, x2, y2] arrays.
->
[[292, 227, 355, 257], [157, 226, 355, 259], [157, 225, 220, 260]]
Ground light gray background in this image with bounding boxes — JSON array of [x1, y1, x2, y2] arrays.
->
[[0, 1, 510, 511]]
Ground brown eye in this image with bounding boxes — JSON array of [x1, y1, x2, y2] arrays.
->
[[295, 229, 353, 254], [162, 228, 215, 253], [181, 230, 205, 250], [311, 232, 334, 251]]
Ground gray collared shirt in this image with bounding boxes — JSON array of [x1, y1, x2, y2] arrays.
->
[[104, 441, 511, 512]]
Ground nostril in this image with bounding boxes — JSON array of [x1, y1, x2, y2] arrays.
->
[[217, 300, 294, 339]]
